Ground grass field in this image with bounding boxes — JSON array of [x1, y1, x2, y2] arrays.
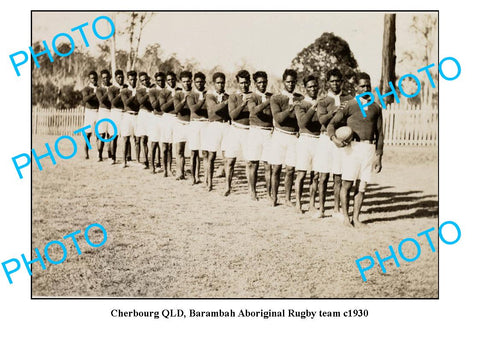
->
[[32, 135, 438, 298]]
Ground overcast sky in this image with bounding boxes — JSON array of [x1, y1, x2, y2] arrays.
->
[[32, 11, 437, 85]]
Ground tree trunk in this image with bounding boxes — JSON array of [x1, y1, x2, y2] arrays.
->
[[110, 13, 117, 76], [379, 14, 396, 106]]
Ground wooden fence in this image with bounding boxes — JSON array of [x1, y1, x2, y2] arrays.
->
[[32, 104, 438, 146]]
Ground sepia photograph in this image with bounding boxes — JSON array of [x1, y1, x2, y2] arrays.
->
[[31, 11, 439, 298]]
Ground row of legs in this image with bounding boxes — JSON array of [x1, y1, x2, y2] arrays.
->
[[84, 134, 366, 226]]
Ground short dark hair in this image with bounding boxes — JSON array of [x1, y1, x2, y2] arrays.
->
[[127, 70, 137, 78], [344, 69, 356, 80], [356, 72, 371, 83], [282, 69, 297, 81], [100, 69, 110, 77], [88, 71, 98, 78], [253, 71, 268, 81], [212, 72, 226, 82], [236, 70, 250, 81], [326, 68, 343, 81], [179, 71, 192, 79], [194, 72, 206, 81], [114, 69, 124, 77], [154, 72, 166, 79], [303, 74, 318, 87], [166, 71, 177, 80], [138, 72, 149, 79]]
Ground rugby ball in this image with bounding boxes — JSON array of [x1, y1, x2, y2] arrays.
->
[[335, 126, 353, 144]]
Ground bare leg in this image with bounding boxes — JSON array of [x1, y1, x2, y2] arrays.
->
[[207, 151, 216, 191], [111, 135, 118, 164], [309, 171, 319, 212], [84, 132, 92, 159], [142, 136, 149, 169], [353, 180, 368, 228], [340, 180, 354, 227], [162, 143, 169, 176], [97, 133, 105, 161], [202, 150, 208, 185], [191, 150, 200, 184], [264, 161, 272, 200], [247, 161, 259, 201], [135, 137, 141, 163], [295, 170, 306, 213], [271, 164, 282, 207], [333, 174, 342, 214], [225, 157, 236, 196], [168, 143, 173, 174], [123, 136, 130, 168], [318, 172, 329, 216], [176, 142, 186, 179], [284, 165, 295, 207], [151, 142, 159, 173]]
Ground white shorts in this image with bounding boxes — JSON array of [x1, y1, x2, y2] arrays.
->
[[96, 107, 111, 134], [204, 121, 229, 152], [331, 143, 343, 175], [188, 120, 209, 151], [135, 109, 151, 137], [83, 108, 98, 133], [314, 134, 333, 174], [173, 119, 190, 143], [120, 112, 136, 137], [296, 133, 321, 171], [161, 113, 176, 143], [148, 114, 163, 143], [109, 108, 123, 136], [269, 129, 297, 167], [224, 123, 249, 159], [341, 141, 376, 183], [245, 126, 273, 162]]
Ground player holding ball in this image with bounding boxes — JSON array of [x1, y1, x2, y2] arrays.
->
[[327, 72, 384, 228]]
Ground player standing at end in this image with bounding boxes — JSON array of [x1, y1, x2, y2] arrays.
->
[[107, 70, 126, 165], [327, 72, 383, 228], [96, 69, 113, 162]]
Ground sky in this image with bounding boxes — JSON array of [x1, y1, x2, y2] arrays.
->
[[32, 11, 437, 86]]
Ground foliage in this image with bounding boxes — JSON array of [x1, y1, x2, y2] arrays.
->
[[291, 32, 359, 96]]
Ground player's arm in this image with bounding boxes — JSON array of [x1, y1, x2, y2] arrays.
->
[[107, 87, 117, 103], [271, 96, 294, 124], [373, 108, 384, 173], [96, 87, 108, 104], [317, 100, 337, 126], [247, 97, 270, 116], [121, 89, 135, 106], [160, 92, 175, 111], [173, 93, 187, 114], [136, 88, 149, 105], [82, 88, 96, 104], [228, 96, 247, 120], [206, 95, 228, 117], [187, 94, 206, 113], [296, 103, 316, 126], [148, 90, 159, 110], [327, 104, 349, 148]]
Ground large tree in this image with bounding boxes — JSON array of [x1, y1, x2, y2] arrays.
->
[[291, 32, 359, 96]]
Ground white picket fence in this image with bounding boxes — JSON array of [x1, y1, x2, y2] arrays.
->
[[32, 104, 438, 146]]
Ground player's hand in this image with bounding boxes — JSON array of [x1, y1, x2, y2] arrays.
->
[[373, 155, 382, 173], [331, 135, 346, 148]]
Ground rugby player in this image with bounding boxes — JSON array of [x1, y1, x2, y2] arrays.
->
[[134, 72, 153, 169], [187, 72, 209, 185], [81, 71, 99, 160], [205, 72, 229, 192], [317, 68, 353, 218], [294, 75, 320, 213], [120, 71, 140, 168], [107, 70, 127, 165], [148, 72, 165, 174], [173, 71, 193, 180], [95, 69, 113, 162], [270, 69, 304, 207], [161, 71, 181, 176], [246, 71, 273, 201], [327, 72, 384, 228], [225, 70, 252, 197]]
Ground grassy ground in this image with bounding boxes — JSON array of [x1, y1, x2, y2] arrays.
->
[[32, 135, 438, 298]]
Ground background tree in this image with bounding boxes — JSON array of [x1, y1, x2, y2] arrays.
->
[[379, 14, 396, 106], [291, 32, 359, 96]]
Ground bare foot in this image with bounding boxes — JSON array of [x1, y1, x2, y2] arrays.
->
[[123, 164, 128, 168], [295, 204, 303, 214], [224, 189, 231, 196], [312, 210, 325, 218], [250, 194, 259, 201], [207, 186, 213, 192], [353, 220, 369, 228], [343, 218, 354, 228], [284, 200, 294, 207], [111, 160, 116, 165]]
